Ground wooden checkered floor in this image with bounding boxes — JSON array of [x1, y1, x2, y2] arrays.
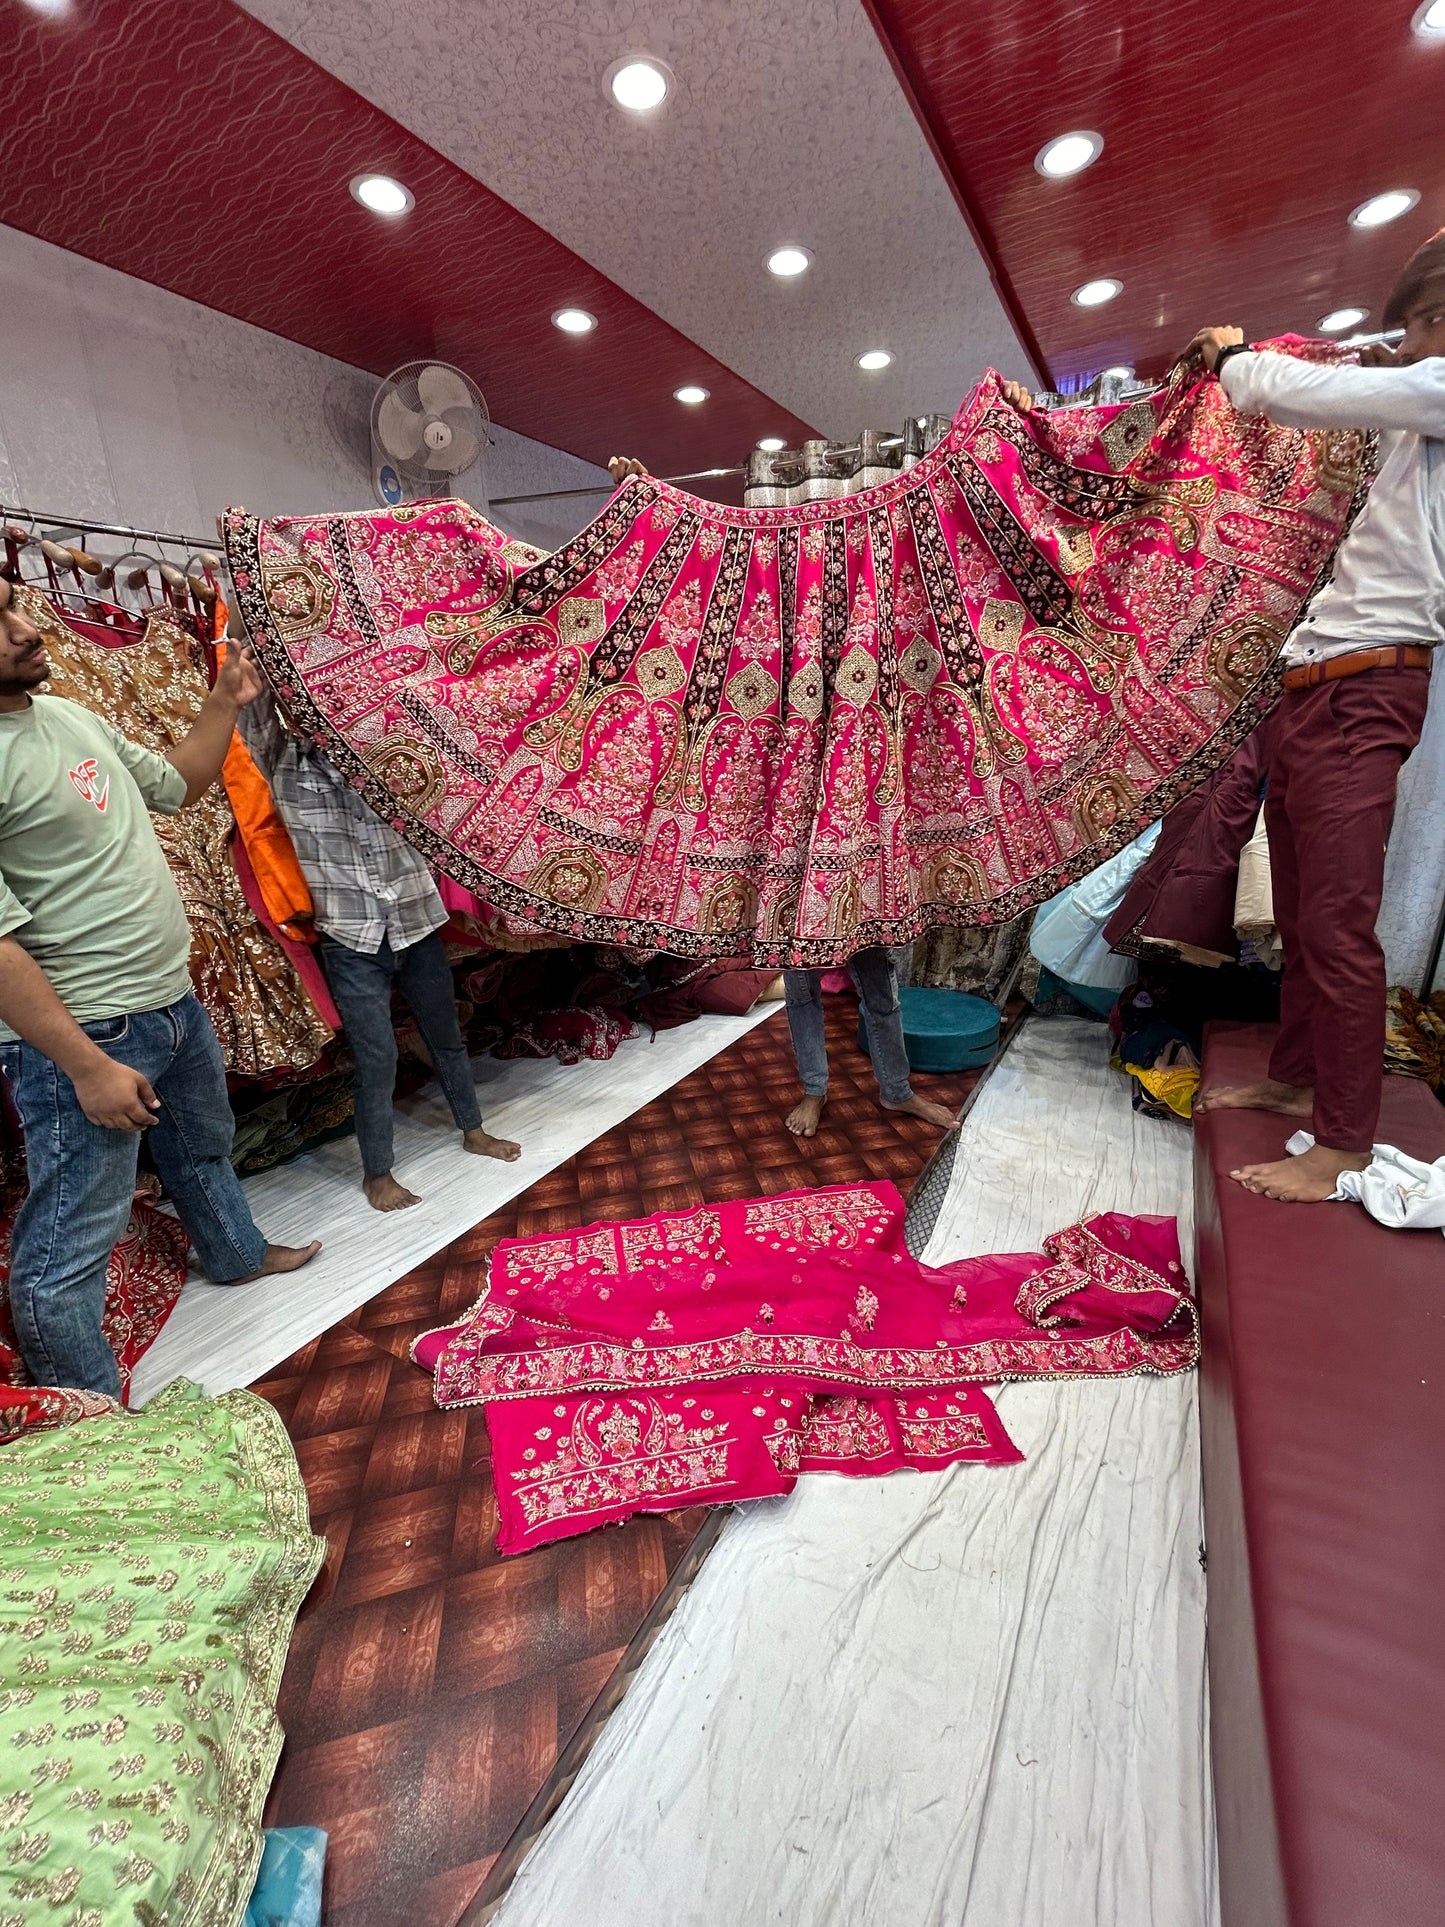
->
[[255, 996, 984, 1926]]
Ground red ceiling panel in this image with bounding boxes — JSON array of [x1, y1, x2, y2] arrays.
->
[[0, 0, 816, 491], [866, 0, 1445, 386]]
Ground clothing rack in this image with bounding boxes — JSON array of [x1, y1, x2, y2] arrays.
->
[[0, 502, 221, 553], [491, 466, 743, 508], [1, 501, 228, 634]]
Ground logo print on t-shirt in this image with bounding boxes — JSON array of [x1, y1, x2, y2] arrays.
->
[[68, 757, 110, 813]]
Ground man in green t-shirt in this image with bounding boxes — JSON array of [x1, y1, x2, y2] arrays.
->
[[0, 573, 319, 1398]]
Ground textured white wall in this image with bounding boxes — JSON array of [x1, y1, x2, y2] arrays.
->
[[0, 223, 609, 554]]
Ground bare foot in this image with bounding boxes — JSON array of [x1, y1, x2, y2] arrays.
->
[[882, 1094, 960, 1130], [364, 1173, 422, 1212], [463, 1127, 521, 1163], [1230, 1142, 1368, 1202], [1196, 1078, 1313, 1119], [223, 1239, 323, 1284], [786, 1094, 827, 1138]]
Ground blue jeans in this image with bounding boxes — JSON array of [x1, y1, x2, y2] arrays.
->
[[320, 931, 483, 1179], [0, 992, 268, 1398], [783, 946, 914, 1105]]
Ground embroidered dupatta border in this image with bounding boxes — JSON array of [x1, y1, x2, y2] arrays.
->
[[414, 1215, 1200, 1412]]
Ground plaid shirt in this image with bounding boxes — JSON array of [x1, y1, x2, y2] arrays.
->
[[239, 688, 446, 957]]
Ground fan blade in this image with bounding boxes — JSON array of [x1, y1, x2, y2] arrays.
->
[[417, 364, 475, 416], [427, 412, 480, 472], [376, 388, 427, 461]]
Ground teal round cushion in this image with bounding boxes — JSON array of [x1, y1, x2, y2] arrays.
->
[[858, 987, 1001, 1073]]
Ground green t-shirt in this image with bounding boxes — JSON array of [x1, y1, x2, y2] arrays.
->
[[0, 693, 193, 1038]]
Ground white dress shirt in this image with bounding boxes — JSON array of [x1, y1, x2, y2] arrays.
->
[[1218, 351, 1445, 664]]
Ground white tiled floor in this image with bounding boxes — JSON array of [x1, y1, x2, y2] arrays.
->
[[130, 1004, 784, 1406]]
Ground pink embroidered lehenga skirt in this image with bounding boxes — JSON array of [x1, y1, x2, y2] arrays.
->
[[412, 1182, 1197, 1555], [226, 340, 1369, 968]]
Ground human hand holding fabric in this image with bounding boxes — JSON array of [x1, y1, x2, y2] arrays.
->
[[608, 456, 650, 484], [212, 640, 263, 707], [1001, 380, 1034, 413], [1186, 326, 1245, 373]]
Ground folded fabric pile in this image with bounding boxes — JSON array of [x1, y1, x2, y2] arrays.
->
[[1384, 985, 1445, 1093], [0, 1381, 323, 1924]]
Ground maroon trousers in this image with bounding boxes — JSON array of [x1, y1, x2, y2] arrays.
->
[[1265, 665, 1431, 1152]]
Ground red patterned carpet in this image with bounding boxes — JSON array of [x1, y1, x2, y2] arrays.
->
[[256, 995, 984, 1926]]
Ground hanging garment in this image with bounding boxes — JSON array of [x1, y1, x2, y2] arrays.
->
[[910, 916, 1032, 998], [0, 1382, 323, 1922], [230, 831, 341, 1031], [1105, 728, 1268, 962], [1384, 985, 1445, 1092], [226, 344, 1370, 969], [1233, 806, 1282, 968], [411, 1182, 1197, 1555], [1378, 654, 1445, 991], [22, 590, 332, 1076], [1029, 820, 1161, 995], [216, 649, 317, 941]]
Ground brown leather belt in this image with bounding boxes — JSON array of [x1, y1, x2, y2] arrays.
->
[[1282, 643, 1434, 690]]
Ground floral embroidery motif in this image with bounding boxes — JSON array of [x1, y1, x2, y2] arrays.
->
[[510, 1397, 736, 1531], [742, 1190, 889, 1252], [851, 1285, 879, 1332], [620, 1209, 724, 1273]]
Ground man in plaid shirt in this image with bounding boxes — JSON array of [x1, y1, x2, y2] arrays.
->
[[241, 683, 520, 1211]]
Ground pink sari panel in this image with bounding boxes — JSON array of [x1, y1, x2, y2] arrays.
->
[[412, 1184, 1195, 1554]]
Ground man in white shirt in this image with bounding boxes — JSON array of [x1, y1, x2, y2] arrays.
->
[[1193, 230, 1445, 1201]]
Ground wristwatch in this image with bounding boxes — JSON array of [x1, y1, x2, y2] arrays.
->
[[1213, 341, 1253, 379]]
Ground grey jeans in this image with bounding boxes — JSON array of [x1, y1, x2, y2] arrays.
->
[[783, 947, 913, 1105], [320, 930, 483, 1178]]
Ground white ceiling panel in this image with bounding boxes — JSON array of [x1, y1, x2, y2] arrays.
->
[[236, 0, 1030, 441]]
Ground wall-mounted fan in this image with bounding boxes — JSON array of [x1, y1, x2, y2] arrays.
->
[[370, 361, 491, 510]]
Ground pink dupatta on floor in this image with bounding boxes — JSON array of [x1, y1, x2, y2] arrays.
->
[[225, 343, 1368, 968], [412, 1183, 1196, 1554]]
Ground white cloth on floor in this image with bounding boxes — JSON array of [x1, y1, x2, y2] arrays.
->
[[1287, 1129, 1445, 1230], [1029, 820, 1160, 990]]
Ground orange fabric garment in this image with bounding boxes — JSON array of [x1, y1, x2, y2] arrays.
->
[[215, 633, 316, 942]]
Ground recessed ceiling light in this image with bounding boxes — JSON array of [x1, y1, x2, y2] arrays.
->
[[1100, 364, 1134, 380], [1349, 188, 1419, 229], [551, 308, 597, 335], [1413, 0, 1445, 36], [20, 0, 72, 16], [1072, 277, 1122, 308], [857, 349, 893, 371], [766, 246, 812, 278], [757, 437, 786, 452], [1035, 130, 1104, 179], [1318, 306, 1368, 333], [674, 385, 709, 405], [607, 57, 671, 111], [350, 174, 413, 216]]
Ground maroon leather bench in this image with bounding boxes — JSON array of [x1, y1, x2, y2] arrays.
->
[[1195, 1022, 1445, 1927]]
